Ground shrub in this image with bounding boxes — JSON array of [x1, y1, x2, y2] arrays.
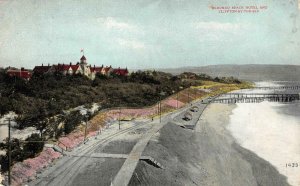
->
[[64, 110, 83, 134], [0, 138, 24, 172], [23, 133, 44, 158]]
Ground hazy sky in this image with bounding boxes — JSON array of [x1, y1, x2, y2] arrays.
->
[[0, 0, 299, 69]]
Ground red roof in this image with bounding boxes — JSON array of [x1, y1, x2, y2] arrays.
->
[[7, 69, 32, 79], [70, 65, 80, 71], [112, 68, 129, 76], [53, 64, 71, 71], [90, 67, 103, 73], [33, 66, 51, 74], [103, 66, 112, 73]]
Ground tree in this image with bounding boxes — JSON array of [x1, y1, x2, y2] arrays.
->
[[0, 97, 11, 116], [214, 77, 220, 82], [31, 104, 50, 138], [0, 138, 23, 172], [23, 133, 44, 158], [15, 104, 50, 137], [64, 110, 83, 134], [35, 118, 48, 138]]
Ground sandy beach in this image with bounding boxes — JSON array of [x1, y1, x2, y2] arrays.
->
[[130, 103, 290, 186]]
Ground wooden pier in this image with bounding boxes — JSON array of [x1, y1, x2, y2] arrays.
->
[[211, 93, 300, 104], [253, 86, 300, 90]]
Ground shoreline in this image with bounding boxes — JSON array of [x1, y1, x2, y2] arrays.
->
[[196, 103, 289, 185], [130, 103, 290, 186], [228, 101, 300, 186]]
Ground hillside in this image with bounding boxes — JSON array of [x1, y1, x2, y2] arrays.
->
[[160, 64, 300, 81], [0, 70, 251, 179]]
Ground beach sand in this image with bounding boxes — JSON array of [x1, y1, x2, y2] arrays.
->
[[228, 101, 300, 186], [130, 103, 290, 186]]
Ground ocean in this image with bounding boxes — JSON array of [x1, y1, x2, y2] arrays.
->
[[227, 82, 300, 186]]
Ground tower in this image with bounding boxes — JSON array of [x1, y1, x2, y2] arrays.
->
[[80, 55, 87, 64], [79, 55, 90, 76]]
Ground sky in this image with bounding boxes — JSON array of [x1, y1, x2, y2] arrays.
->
[[0, 0, 299, 69]]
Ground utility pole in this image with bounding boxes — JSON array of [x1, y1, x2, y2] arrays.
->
[[177, 87, 183, 109], [188, 83, 192, 104], [8, 118, 11, 186], [157, 101, 159, 115], [172, 90, 178, 109], [159, 92, 165, 123], [84, 116, 88, 143], [1, 119, 11, 186], [118, 107, 121, 130], [188, 89, 190, 104], [159, 96, 162, 123], [176, 92, 179, 109]]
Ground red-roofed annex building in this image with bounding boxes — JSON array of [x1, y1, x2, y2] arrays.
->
[[6, 67, 32, 80], [112, 67, 129, 76]]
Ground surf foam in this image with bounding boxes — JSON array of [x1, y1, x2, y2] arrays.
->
[[228, 101, 300, 186]]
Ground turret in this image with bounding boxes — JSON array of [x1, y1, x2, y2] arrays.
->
[[80, 55, 87, 64]]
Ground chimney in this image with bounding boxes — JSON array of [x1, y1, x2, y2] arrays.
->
[[21, 67, 24, 71], [70, 62, 72, 66], [48, 63, 50, 66], [42, 63, 43, 67]]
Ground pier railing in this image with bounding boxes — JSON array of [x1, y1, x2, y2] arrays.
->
[[211, 93, 300, 104], [253, 86, 300, 90]]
